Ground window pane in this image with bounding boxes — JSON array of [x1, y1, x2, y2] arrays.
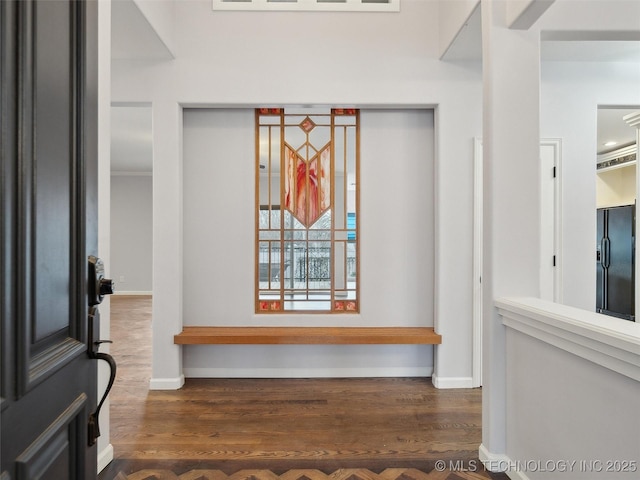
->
[[256, 108, 358, 313]]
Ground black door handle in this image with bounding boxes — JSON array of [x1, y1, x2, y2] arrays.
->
[[87, 306, 117, 446], [88, 350, 116, 446]]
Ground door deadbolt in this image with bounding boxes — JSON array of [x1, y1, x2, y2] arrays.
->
[[88, 255, 114, 306]]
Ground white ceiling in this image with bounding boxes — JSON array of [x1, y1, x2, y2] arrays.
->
[[597, 108, 640, 156]]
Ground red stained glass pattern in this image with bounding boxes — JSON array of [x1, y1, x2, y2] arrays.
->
[[334, 301, 357, 312], [299, 116, 316, 133], [332, 108, 357, 116], [258, 108, 282, 115], [284, 144, 331, 227], [259, 301, 282, 311]]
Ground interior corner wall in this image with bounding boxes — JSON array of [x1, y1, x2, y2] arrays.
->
[[181, 108, 435, 378], [110, 175, 153, 293], [541, 60, 640, 311]]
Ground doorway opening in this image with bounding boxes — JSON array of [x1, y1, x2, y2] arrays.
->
[[596, 106, 639, 321], [110, 104, 153, 297]]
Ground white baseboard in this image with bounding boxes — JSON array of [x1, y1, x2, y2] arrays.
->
[[97, 443, 114, 474], [149, 374, 185, 390], [113, 291, 152, 296], [183, 366, 434, 379], [431, 375, 474, 389], [479, 444, 530, 480]]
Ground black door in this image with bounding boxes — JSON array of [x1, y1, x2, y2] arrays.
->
[[1, 1, 99, 479]]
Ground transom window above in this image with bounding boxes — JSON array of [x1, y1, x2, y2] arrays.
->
[[213, 0, 399, 13], [256, 108, 359, 313]]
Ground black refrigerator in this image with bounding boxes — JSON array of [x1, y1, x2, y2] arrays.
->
[[596, 204, 635, 321]]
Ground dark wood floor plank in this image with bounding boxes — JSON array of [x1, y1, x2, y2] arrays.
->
[[105, 296, 507, 480]]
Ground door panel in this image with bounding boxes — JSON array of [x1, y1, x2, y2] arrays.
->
[[33, 0, 73, 343], [15, 394, 86, 479], [1, 1, 99, 479]]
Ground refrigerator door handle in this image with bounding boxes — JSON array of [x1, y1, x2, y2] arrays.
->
[[603, 237, 611, 269]]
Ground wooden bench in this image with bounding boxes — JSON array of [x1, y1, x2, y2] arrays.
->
[[174, 326, 442, 345]]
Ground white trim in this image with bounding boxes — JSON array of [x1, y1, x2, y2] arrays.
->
[[478, 444, 531, 480], [97, 443, 114, 474], [540, 138, 563, 303], [597, 143, 637, 167], [496, 297, 640, 381], [431, 375, 473, 389], [472, 137, 483, 388], [149, 374, 185, 390], [212, 0, 400, 13], [623, 111, 640, 129], [111, 171, 152, 177], [479, 444, 511, 472], [472, 137, 561, 386], [184, 366, 433, 379], [113, 291, 153, 296]]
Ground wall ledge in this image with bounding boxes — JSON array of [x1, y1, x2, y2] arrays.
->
[[496, 297, 640, 381]]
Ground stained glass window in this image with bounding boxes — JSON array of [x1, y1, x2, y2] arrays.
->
[[256, 108, 359, 313]]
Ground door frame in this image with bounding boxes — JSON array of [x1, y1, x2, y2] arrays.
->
[[473, 137, 483, 388], [472, 137, 563, 387], [540, 138, 563, 303]]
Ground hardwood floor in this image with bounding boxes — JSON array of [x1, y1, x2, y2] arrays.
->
[[102, 296, 507, 480]]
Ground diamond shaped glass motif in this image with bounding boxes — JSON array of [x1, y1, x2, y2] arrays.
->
[[299, 116, 316, 133]]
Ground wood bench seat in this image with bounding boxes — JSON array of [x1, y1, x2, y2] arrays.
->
[[174, 326, 442, 345]]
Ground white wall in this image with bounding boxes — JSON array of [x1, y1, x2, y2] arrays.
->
[[110, 174, 153, 293], [181, 108, 435, 377], [111, 0, 483, 388], [541, 61, 640, 310]]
